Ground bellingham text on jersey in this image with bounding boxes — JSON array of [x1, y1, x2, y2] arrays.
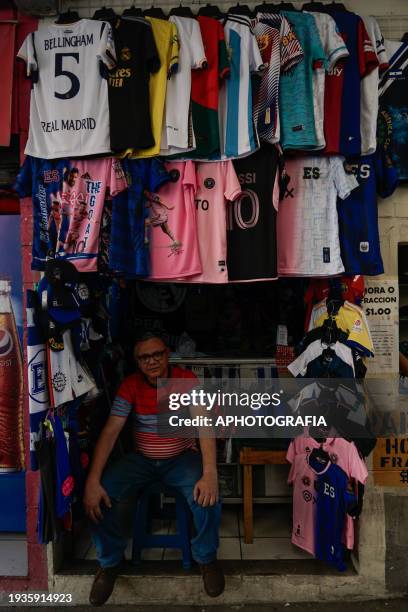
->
[[44, 34, 94, 51]]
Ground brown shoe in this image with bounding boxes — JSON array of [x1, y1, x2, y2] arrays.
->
[[89, 565, 120, 606], [199, 560, 225, 597]]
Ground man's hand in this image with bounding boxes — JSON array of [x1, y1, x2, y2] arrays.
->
[[83, 478, 112, 523], [193, 472, 219, 507]]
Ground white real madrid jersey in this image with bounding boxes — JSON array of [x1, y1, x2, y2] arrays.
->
[[18, 19, 116, 159]]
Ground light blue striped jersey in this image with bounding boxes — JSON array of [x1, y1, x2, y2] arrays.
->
[[219, 15, 265, 159]]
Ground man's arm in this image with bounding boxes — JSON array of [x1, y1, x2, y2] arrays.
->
[[189, 399, 219, 507], [194, 435, 219, 507], [83, 415, 126, 522]]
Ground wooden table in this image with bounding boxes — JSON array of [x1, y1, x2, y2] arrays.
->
[[239, 447, 288, 544]]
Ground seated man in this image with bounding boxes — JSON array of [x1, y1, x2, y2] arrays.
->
[[84, 332, 224, 606]]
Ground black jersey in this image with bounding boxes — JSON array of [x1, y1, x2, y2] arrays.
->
[[228, 144, 287, 282], [108, 18, 160, 151]]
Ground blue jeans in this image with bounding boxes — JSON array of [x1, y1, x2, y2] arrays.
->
[[91, 450, 221, 568]]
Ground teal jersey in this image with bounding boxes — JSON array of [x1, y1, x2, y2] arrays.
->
[[279, 11, 326, 150]]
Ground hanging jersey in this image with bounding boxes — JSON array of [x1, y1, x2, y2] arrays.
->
[[55, 158, 127, 272], [323, 12, 378, 155], [360, 16, 388, 155], [147, 161, 202, 279], [378, 40, 408, 181], [306, 11, 349, 149], [308, 300, 374, 357], [279, 11, 326, 150], [310, 455, 356, 571], [15, 156, 70, 270], [277, 156, 358, 276], [17, 19, 116, 159], [190, 16, 230, 159], [188, 161, 241, 283], [109, 159, 170, 278], [160, 16, 206, 156], [303, 276, 365, 332], [228, 144, 286, 282], [108, 17, 160, 151], [26, 289, 50, 470], [338, 153, 398, 275], [253, 13, 303, 145], [219, 15, 264, 159], [288, 340, 355, 378], [120, 18, 179, 159]]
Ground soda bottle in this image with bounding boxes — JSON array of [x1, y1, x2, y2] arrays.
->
[[0, 279, 24, 472]]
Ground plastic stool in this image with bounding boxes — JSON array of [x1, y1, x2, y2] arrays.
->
[[132, 484, 192, 569]]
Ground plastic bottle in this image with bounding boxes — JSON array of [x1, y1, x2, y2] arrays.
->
[[0, 279, 24, 472]]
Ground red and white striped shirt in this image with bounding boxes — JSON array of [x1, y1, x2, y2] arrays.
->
[[111, 366, 197, 459]]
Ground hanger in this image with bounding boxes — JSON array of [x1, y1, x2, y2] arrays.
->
[[228, 3, 252, 16], [254, 1, 280, 13], [326, 1, 348, 11], [402, 32, 408, 44], [55, 8, 80, 24], [122, 4, 143, 16], [144, 4, 167, 18], [320, 316, 339, 346], [169, 2, 194, 17], [93, 6, 116, 21], [277, 1, 298, 10], [198, 3, 224, 18], [302, 1, 326, 10], [310, 445, 330, 464]]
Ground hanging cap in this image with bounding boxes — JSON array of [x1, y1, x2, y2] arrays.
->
[[45, 259, 80, 287], [38, 277, 81, 327]]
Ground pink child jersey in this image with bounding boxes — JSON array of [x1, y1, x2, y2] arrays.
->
[[288, 453, 329, 556], [287, 436, 368, 551], [56, 158, 127, 272], [189, 161, 241, 284], [148, 161, 202, 280]]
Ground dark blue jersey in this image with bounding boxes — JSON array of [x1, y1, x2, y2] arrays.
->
[[14, 157, 70, 270], [310, 455, 356, 571], [337, 152, 398, 275]]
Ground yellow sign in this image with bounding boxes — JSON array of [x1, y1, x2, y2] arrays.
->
[[373, 437, 408, 487]]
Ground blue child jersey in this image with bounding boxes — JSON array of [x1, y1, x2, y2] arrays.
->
[[338, 152, 398, 275], [279, 11, 326, 150], [310, 454, 356, 571], [14, 156, 70, 270], [109, 159, 170, 278]]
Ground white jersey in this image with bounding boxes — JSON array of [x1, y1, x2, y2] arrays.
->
[[219, 15, 264, 159], [360, 16, 388, 155], [160, 16, 206, 156], [277, 156, 358, 277], [306, 12, 349, 149], [18, 19, 116, 159]]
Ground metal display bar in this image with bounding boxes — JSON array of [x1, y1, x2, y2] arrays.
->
[[169, 357, 276, 366]]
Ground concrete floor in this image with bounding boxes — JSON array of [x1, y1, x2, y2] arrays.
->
[[1, 601, 407, 611]]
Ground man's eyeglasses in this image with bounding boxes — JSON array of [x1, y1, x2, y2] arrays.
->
[[136, 350, 167, 365]]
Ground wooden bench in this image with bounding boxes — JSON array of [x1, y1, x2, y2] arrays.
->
[[239, 447, 288, 544]]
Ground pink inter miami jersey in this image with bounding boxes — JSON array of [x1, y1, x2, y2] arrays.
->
[[189, 161, 241, 284], [287, 436, 368, 550], [148, 161, 202, 280]]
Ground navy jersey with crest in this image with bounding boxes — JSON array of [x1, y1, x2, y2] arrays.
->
[[337, 152, 398, 275], [310, 455, 356, 572]]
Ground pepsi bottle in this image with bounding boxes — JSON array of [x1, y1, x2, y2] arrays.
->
[[0, 280, 24, 472]]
